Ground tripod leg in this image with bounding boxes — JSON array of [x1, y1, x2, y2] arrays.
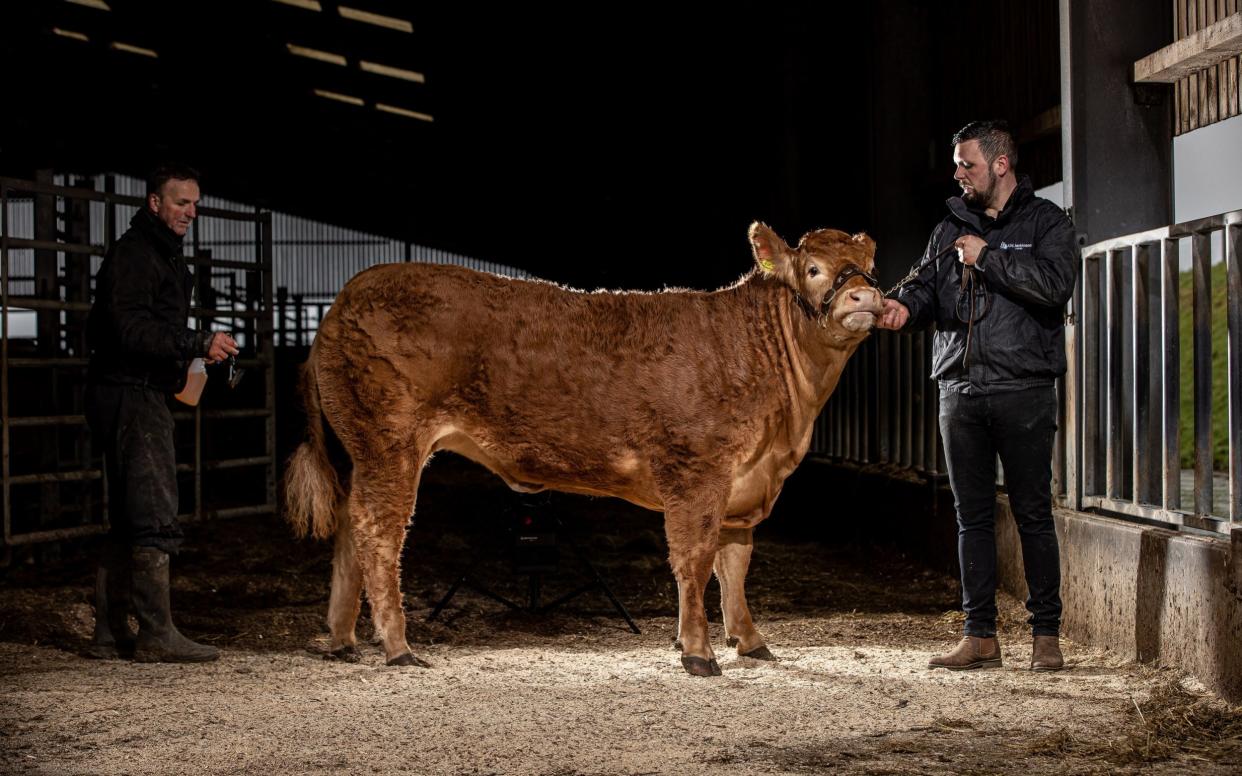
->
[[528, 573, 541, 611], [561, 522, 641, 633], [593, 570, 641, 634], [428, 574, 469, 622], [463, 579, 524, 611]]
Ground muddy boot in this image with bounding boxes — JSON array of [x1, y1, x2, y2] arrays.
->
[[1031, 635, 1063, 671], [85, 542, 136, 659], [927, 636, 1002, 670], [130, 547, 219, 663]]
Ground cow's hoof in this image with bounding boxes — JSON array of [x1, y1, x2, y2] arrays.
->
[[741, 645, 775, 661], [325, 645, 360, 663], [681, 656, 722, 677], [386, 651, 431, 668], [726, 636, 739, 648]]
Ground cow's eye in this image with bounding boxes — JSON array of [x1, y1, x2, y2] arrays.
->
[[807, 265, 820, 277]]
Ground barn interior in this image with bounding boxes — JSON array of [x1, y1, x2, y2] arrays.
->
[[2, 1, 1242, 773]]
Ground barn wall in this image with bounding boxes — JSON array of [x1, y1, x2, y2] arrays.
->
[[997, 501, 1242, 701]]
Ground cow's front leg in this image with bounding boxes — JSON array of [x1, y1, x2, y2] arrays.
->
[[715, 527, 773, 660], [350, 463, 429, 668], [664, 499, 724, 677]]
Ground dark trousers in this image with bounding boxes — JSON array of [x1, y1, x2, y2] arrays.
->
[[86, 383, 184, 554], [938, 385, 1062, 637]]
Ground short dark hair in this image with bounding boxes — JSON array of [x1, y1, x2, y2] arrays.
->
[[951, 120, 1018, 168], [146, 163, 200, 197]]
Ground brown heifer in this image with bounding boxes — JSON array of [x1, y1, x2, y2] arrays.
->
[[284, 222, 882, 676]]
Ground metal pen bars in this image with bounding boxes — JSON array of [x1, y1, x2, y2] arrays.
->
[[817, 210, 1241, 538], [1073, 209, 1242, 534], [811, 330, 946, 478], [268, 212, 531, 348], [0, 174, 276, 550]]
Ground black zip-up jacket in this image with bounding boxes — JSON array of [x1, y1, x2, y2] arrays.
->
[[895, 175, 1078, 395], [87, 209, 212, 393]]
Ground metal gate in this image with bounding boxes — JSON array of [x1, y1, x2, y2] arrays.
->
[[0, 174, 276, 558]]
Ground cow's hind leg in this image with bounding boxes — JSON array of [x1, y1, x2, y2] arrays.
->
[[715, 527, 772, 660], [664, 494, 725, 677], [350, 458, 428, 667], [325, 502, 363, 661]]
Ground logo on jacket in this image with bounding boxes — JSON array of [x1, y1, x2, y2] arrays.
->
[[999, 242, 1033, 250]]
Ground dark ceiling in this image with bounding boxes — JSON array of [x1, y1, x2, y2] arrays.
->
[[0, 1, 1061, 290]]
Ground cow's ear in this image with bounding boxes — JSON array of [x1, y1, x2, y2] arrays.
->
[[852, 231, 877, 272], [749, 222, 792, 277]]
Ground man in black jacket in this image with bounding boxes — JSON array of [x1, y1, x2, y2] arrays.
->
[[85, 164, 238, 663], [877, 121, 1077, 672]]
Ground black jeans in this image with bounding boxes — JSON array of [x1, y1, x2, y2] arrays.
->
[[86, 383, 184, 554], [939, 385, 1062, 637]]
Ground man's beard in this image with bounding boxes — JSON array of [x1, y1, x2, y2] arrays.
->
[[962, 169, 997, 207]]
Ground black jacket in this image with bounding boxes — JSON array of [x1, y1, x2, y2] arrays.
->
[[895, 176, 1078, 394], [87, 209, 211, 392]]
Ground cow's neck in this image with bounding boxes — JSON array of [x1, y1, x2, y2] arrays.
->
[[782, 294, 856, 404], [759, 284, 860, 454]]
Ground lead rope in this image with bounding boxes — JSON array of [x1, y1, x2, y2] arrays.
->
[[883, 242, 958, 297], [961, 265, 977, 368], [887, 241, 981, 366]]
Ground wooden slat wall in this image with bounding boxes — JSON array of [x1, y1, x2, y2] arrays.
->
[[1175, 0, 1241, 135]]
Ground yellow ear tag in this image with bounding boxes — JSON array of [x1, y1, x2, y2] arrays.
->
[[759, 258, 774, 273]]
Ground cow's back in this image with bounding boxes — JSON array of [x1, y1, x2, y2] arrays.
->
[[321, 263, 756, 414], [312, 263, 790, 504]]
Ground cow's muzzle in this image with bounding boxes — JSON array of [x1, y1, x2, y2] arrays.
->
[[835, 288, 884, 332], [820, 267, 883, 332]]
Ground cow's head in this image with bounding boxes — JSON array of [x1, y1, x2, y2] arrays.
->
[[748, 222, 883, 335]]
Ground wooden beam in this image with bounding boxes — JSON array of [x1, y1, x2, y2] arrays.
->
[[1018, 104, 1061, 143], [1135, 10, 1242, 83]]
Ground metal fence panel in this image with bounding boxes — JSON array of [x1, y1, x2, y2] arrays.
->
[[1, 175, 276, 551]]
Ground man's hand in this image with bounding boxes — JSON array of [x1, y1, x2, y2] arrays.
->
[[205, 332, 239, 364], [876, 298, 909, 330], [954, 235, 987, 266]]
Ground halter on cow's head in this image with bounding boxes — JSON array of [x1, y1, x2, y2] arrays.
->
[[748, 222, 883, 336]]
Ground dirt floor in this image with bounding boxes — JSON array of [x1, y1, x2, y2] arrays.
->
[[2, 458, 1240, 776]]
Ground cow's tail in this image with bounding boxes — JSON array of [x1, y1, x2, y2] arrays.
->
[[284, 355, 345, 540]]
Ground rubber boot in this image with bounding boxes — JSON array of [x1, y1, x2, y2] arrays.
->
[[85, 541, 136, 659], [130, 546, 219, 663]]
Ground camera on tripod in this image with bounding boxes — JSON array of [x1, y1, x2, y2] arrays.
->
[[509, 493, 558, 574]]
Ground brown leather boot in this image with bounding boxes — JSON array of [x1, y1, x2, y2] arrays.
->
[[928, 636, 1002, 670], [1031, 635, 1064, 671]]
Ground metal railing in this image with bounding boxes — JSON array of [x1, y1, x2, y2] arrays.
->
[[812, 330, 945, 477], [0, 175, 276, 552], [1070, 208, 1241, 534], [814, 211, 1241, 540]]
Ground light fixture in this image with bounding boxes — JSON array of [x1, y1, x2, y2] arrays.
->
[[271, 0, 322, 9], [314, 89, 364, 106], [359, 60, 425, 84], [64, 0, 111, 10], [52, 28, 90, 42], [287, 43, 347, 66], [337, 6, 413, 33], [111, 41, 158, 58], [376, 103, 433, 122]]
